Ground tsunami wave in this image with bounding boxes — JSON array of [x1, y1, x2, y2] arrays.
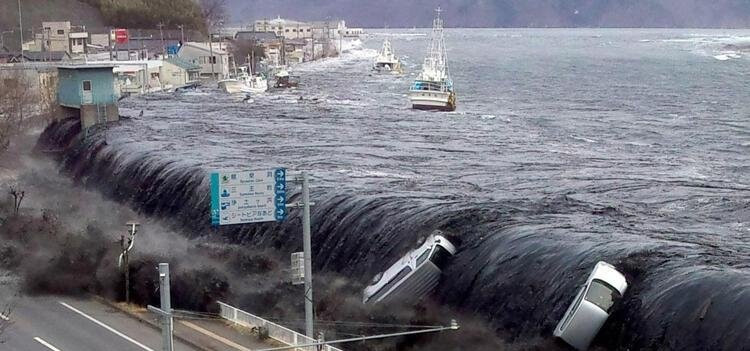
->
[[37, 117, 750, 350]]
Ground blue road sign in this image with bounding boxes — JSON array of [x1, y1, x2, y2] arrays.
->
[[210, 168, 286, 226]]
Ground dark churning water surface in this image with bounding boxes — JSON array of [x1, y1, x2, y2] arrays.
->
[[49, 29, 750, 349]]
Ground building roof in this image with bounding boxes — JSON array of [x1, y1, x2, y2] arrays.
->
[[166, 57, 201, 71], [58, 63, 115, 70], [114, 39, 180, 53], [235, 31, 279, 42], [19, 51, 70, 62], [179, 42, 228, 55]]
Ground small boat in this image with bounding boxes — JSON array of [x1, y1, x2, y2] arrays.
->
[[218, 66, 268, 94], [274, 69, 300, 89], [373, 39, 403, 74], [408, 7, 456, 112], [217, 76, 245, 94], [362, 231, 457, 305]]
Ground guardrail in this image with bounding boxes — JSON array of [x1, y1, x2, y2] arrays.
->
[[217, 301, 344, 351]]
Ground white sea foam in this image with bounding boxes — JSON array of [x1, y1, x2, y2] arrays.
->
[[336, 168, 412, 179], [571, 135, 597, 143], [713, 54, 731, 61]]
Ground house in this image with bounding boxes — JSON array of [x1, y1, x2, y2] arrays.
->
[[112, 60, 163, 95], [177, 42, 230, 79], [253, 18, 313, 39], [161, 57, 201, 89], [26, 22, 90, 55], [57, 64, 119, 129], [114, 38, 180, 61], [235, 31, 279, 43]]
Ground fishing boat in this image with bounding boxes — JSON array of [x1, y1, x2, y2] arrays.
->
[[245, 52, 268, 94], [408, 7, 456, 111], [373, 38, 403, 74], [273, 69, 300, 89], [219, 53, 268, 94]]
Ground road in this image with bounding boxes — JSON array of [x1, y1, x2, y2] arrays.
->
[[0, 296, 199, 351]]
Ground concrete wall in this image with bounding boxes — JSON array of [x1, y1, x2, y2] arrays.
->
[[0, 65, 59, 117], [80, 103, 118, 129]]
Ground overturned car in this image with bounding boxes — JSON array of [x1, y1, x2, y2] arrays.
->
[[554, 261, 628, 350], [363, 231, 457, 305]]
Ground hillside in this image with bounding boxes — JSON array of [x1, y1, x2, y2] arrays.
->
[[0, 0, 205, 50], [0, 0, 105, 46], [80, 0, 205, 31]]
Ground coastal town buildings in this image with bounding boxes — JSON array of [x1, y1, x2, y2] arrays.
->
[[177, 41, 230, 79]]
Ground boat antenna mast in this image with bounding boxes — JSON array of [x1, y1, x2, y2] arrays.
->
[[423, 7, 449, 80]]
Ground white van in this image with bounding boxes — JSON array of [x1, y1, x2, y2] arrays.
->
[[554, 261, 628, 350], [363, 231, 457, 305]]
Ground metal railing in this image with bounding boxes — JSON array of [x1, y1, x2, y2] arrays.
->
[[217, 301, 344, 351]]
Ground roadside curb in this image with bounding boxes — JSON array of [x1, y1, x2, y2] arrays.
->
[[91, 295, 214, 351]]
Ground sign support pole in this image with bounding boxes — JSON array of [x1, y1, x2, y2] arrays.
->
[[301, 171, 314, 339], [159, 263, 174, 351]]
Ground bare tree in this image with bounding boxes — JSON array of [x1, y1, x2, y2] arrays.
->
[[8, 185, 24, 215], [231, 39, 266, 69], [0, 70, 34, 155], [200, 0, 228, 32]]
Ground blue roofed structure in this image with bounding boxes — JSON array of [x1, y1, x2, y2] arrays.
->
[[57, 64, 119, 129]]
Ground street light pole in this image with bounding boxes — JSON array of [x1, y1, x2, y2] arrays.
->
[[17, 0, 23, 62], [177, 25, 184, 44], [157, 22, 165, 57], [147, 263, 174, 351], [118, 222, 139, 304]]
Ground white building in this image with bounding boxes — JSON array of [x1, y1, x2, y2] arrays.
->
[[176, 41, 230, 79], [254, 17, 313, 39], [27, 22, 90, 55], [253, 17, 364, 40]]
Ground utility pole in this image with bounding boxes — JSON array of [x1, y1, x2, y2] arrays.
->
[[300, 171, 314, 339], [17, 0, 23, 62], [108, 27, 113, 60], [209, 33, 215, 79], [118, 222, 139, 304], [157, 22, 165, 57], [148, 263, 174, 351], [177, 25, 184, 44]]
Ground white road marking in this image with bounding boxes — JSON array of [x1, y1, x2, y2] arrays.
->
[[34, 337, 62, 351], [0, 313, 9, 321], [58, 301, 154, 351], [180, 320, 253, 351]]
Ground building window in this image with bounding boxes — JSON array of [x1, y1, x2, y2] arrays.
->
[[285, 29, 289, 32], [82, 80, 92, 91], [307, 29, 311, 32], [57, 29, 64, 35]]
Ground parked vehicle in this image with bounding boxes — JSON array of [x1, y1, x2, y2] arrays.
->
[[363, 231, 457, 305], [554, 261, 628, 350]]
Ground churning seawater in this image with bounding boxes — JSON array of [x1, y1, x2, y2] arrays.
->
[[55, 29, 750, 349]]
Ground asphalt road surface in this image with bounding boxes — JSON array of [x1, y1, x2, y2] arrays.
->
[[0, 296, 199, 351]]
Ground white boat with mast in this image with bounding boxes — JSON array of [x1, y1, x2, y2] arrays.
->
[[373, 38, 403, 74], [218, 50, 268, 94], [245, 50, 268, 94], [408, 7, 456, 112]]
